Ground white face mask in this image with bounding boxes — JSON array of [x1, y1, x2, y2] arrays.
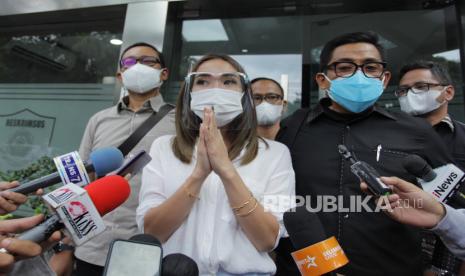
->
[[121, 63, 163, 94], [256, 102, 283, 126], [399, 88, 445, 115], [190, 88, 243, 127]]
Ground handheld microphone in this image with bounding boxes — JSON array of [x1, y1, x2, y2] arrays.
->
[[162, 253, 199, 276], [103, 234, 163, 276], [284, 206, 348, 276], [402, 155, 463, 275], [402, 155, 436, 182], [16, 175, 130, 244], [9, 147, 124, 194], [402, 154, 465, 208]]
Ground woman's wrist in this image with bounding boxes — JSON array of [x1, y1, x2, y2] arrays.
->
[[190, 168, 209, 182], [217, 162, 237, 181]]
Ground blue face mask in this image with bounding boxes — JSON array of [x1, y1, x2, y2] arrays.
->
[[324, 70, 385, 113]]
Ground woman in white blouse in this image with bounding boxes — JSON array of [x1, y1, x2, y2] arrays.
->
[[137, 54, 295, 275]]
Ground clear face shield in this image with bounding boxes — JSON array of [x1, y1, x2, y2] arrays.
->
[[181, 72, 256, 130]]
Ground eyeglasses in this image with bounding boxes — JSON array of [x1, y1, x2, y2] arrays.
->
[[187, 72, 248, 93], [120, 56, 161, 68], [253, 93, 283, 105], [395, 82, 448, 97], [326, 61, 387, 78]]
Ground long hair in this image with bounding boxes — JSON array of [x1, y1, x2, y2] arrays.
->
[[172, 54, 261, 165]]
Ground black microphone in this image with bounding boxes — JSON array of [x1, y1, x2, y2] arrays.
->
[[283, 206, 348, 276], [284, 206, 326, 249], [9, 147, 124, 194], [402, 154, 436, 182], [402, 155, 463, 275], [162, 253, 199, 276], [402, 154, 465, 208]]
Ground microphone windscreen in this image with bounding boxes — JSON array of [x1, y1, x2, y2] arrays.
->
[[402, 154, 436, 182], [162, 253, 199, 276], [84, 175, 130, 216], [129, 234, 161, 246], [89, 147, 124, 177], [284, 206, 326, 249]]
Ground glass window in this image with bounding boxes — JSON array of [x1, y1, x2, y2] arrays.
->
[[0, 6, 125, 175], [307, 7, 464, 120], [164, 14, 304, 116], [165, 1, 464, 121]]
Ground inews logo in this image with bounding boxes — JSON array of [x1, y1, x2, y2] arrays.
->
[[291, 237, 348, 276]]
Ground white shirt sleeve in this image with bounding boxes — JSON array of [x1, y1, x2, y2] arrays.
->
[[136, 136, 169, 232], [431, 204, 465, 260], [260, 142, 296, 249]]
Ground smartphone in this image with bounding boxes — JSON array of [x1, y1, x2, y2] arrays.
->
[[103, 239, 162, 276], [114, 151, 152, 178]]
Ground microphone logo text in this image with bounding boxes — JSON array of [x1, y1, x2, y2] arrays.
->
[[432, 172, 458, 198]]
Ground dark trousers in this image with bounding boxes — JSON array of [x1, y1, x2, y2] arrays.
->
[[73, 258, 104, 276]]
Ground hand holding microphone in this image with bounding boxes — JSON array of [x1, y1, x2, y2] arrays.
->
[[15, 175, 130, 245], [0, 215, 62, 274], [360, 177, 446, 228], [8, 147, 124, 195], [0, 181, 27, 215]]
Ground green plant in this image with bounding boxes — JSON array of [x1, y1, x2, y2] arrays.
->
[[0, 156, 58, 216]]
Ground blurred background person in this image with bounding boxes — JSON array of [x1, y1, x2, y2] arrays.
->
[[68, 42, 175, 276], [251, 78, 287, 140], [396, 60, 465, 276], [396, 60, 465, 169]]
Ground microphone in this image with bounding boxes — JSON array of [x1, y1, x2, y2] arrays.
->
[[16, 175, 130, 244], [162, 253, 199, 276], [402, 154, 465, 208], [402, 155, 463, 275], [402, 155, 436, 182], [284, 206, 348, 276], [9, 147, 124, 194], [103, 234, 163, 276]]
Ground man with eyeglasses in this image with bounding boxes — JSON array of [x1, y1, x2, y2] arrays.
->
[[55, 42, 176, 276], [396, 61, 465, 275], [251, 77, 287, 139], [397, 61, 465, 169], [275, 32, 453, 276]]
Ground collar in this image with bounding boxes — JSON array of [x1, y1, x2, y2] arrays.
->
[[116, 94, 165, 113], [306, 98, 396, 124], [436, 114, 455, 132]]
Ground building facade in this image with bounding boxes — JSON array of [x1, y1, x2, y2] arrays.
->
[[0, 0, 464, 174]]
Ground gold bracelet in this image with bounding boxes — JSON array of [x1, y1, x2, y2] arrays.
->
[[236, 198, 259, 217], [231, 193, 254, 212], [185, 188, 200, 200]]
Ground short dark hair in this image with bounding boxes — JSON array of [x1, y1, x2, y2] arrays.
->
[[251, 77, 284, 96], [399, 60, 452, 85], [119, 42, 166, 68], [319, 31, 386, 72]]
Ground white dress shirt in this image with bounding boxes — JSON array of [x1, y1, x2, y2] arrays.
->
[[137, 135, 295, 275]]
